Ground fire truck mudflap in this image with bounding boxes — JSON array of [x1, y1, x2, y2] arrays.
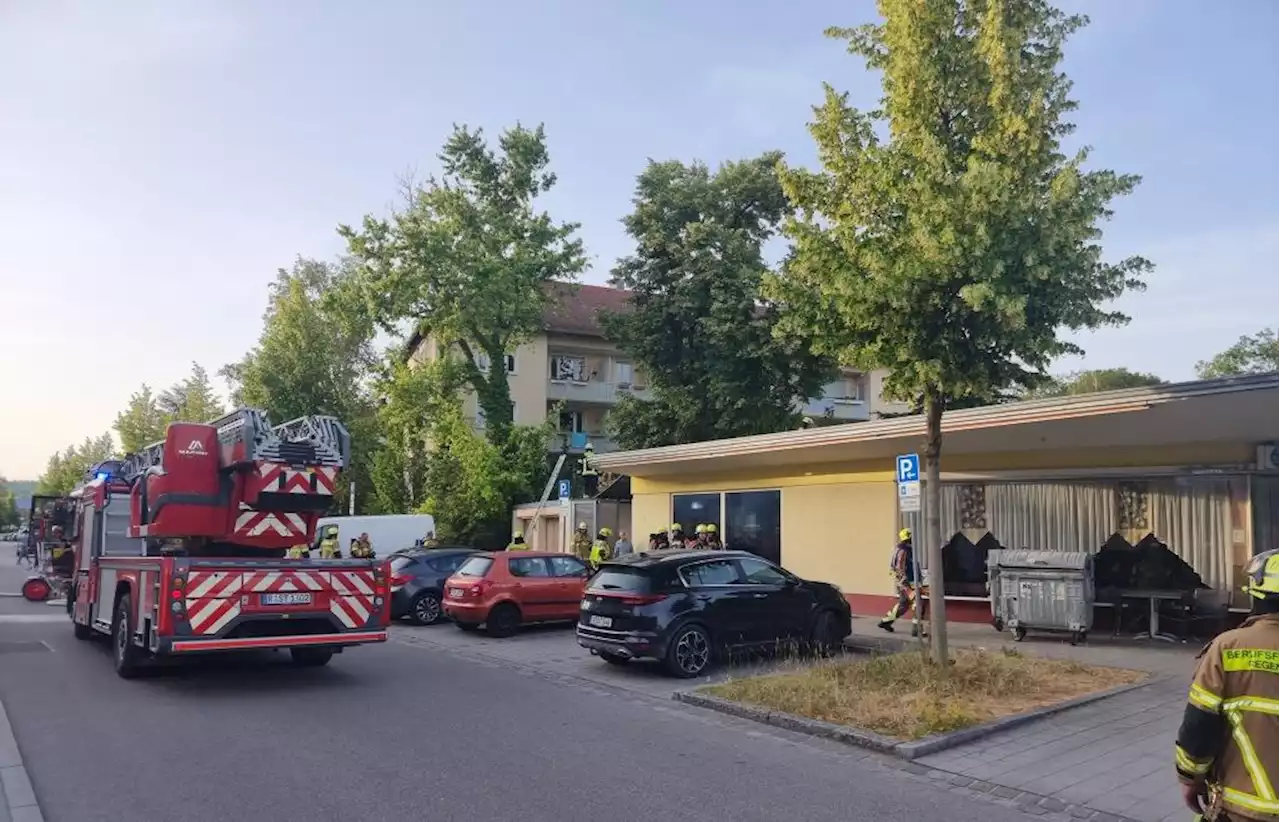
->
[[161, 558, 390, 655]]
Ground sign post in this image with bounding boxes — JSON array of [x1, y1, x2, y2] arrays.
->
[[896, 453, 926, 643]]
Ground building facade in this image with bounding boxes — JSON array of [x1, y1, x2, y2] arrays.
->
[[594, 374, 1280, 621], [407, 283, 908, 456]]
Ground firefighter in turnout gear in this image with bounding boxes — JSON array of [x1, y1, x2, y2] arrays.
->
[[422, 531, 440, 549], [317, 524, 341, 559], [572, 522, 592, 562], [507, 531, 528, 551], [670, 523, 686, 549], [350, 532, 375, 559], [589, 527, 613, 570], [1175, 549, 1278, 822], [705, 523, 723, 550], [878, 529, 925, 637], [286, 544, 311, 559]]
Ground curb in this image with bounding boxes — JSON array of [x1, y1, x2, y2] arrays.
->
[[0, 696, 44, 822], [673, 675, 1152, 761]]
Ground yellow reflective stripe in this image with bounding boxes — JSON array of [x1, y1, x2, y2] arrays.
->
[[1222, 647, 1280, 674], [1221, 786, 1280, 815], [1227, 710, 1277, 801], [1175, 744, 1212, 775], [1223, 696, 1280, 715], [1189, 683, 1223, 712]]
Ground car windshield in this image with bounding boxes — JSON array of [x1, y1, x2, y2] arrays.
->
[[455, 556, 494, 578], [587, 568, 651, 594], [389, 556, 417, 574]]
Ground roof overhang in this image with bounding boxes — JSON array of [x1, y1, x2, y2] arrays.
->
[[595, 373, 1279, 477]]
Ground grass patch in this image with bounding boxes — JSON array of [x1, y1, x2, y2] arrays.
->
[[703, 648, 1146, 741]]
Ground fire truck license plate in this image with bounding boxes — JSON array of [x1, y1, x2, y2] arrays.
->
[[261, 592, 313, 606]]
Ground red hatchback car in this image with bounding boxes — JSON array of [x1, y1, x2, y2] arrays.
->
[[443, 551, 592, 637]]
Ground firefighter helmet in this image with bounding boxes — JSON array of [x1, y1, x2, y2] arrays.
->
[[695, 524, 707, 534], [599, 527, 613, 538], [1243, 549, 1279, 600], [899, 528, 912, 542], [706, 523, 717, 534], [577, 522, 587, 531]]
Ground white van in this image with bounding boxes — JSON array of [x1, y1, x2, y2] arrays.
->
[[315, 514, 437, 556]]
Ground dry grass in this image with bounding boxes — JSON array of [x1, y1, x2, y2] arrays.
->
[[704, 648, 1146, 741]]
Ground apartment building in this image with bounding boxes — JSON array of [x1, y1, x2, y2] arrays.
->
[[406, 283, 906, 455]]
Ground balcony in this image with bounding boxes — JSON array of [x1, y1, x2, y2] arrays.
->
[[546, 379, 651, 405], [800, 397, 869, 423], [549, 431, 619, 454]]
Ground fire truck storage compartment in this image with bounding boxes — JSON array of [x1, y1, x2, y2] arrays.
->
[[988, 549, 1095, 644], [133, 422, 224, 536]]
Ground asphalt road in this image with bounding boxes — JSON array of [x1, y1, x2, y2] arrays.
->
[[0, 560, 1036, 822]]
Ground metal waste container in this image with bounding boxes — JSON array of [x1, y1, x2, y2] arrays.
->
[[988, 549, 1094, 644]]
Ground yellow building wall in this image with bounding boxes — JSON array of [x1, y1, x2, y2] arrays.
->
[[631, 492, 670, 546], [782, 482, 898, 597]]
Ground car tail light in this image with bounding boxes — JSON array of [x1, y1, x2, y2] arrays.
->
[[467, 579, 492, 597], [390, 574, 413, 587], [611, 593, 669, 606]]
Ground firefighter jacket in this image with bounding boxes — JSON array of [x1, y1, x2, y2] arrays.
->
[[572, 532, 592, 561], [1175, 612, 1278, 821], [589, 538, 611, 566], [350, 538, 374, 559], [318, 538, 341, 559], [507, 540, 528, 551], [286, 545, 310, 559], [889, 540, 914, 583]]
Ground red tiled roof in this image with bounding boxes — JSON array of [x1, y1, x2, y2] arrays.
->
[[541, 282, 632, 337]]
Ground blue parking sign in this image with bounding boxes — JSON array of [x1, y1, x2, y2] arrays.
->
[[557, 479, 571, 499], [896, 454, 920, 483]]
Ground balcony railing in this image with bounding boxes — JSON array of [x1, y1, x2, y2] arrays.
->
[[546, 379, 651, 405], [800, 397, 869, 423], [549, 431, 618, 454]]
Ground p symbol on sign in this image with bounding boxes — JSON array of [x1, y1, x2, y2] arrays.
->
[[896, 453, 920, 483]]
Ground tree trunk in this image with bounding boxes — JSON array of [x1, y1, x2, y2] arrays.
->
[[922, 387, 949, 663]]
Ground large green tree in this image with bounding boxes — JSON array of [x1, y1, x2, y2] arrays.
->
[[1195, 328, 1278, 379], [220, 258, 381, 513], [114, 364, 225, 454], [0, 480, 19, 529], [769, 0, 1150, 659], [35, 433, 117, 496], [339, 123, 585, 444], [114, 384, 169, 453], [603, 154, 836, 449], [1028, 367, 1163, 398]]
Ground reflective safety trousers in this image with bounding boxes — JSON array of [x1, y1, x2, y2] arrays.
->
[[1175, 613, 1279, 821]]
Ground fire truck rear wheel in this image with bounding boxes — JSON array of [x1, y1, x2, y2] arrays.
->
[[113, 593, 145, 679], [290, 647, 333, 667]]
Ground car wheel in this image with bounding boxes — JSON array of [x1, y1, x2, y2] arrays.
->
[[290, 647, 334, 667], [409, 592, 443, 626], [113, 593, 145, 679], [809, 610, 844, 656], [664, 624, 713, 678], [485, 603, 521, 638], [455, 621, 481, 633], [600, 652, 630, 666]]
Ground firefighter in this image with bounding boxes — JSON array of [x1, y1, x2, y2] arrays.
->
[[683, 527, 700, 550], [1175, 549, 1278, 822], [588, 527, 613, 570], [694, 523, 708, 547], [649, 531, 669, 552], [286, 544, 310, 559], [317, 525, 341, 559], [705, 523, 723, 550], [878, 528, 924, 637], [572, 522, 592, 562], [507, 531, 528, 551], [350, 532, 375, 559], [423, 530, 440, 549], [670, 523, 686, 549]]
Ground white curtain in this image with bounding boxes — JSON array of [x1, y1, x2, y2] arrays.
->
[[985, 482, 1118, 554], [1148, 478, 1233, 589]]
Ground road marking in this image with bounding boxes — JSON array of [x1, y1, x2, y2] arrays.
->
[[0, 614, 67, 624]]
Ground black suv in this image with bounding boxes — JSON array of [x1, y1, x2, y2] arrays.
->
[[576, 550, 851, 678]]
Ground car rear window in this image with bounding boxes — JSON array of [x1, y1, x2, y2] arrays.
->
[[588, 568, 652, 594], [455, 556, 494, 578], [389, 556, 418, 574]]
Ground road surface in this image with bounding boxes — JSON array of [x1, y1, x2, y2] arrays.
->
[[0, 561, 1036, 822]]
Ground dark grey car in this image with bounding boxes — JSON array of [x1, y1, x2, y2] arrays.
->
[[389, 548, 478, 625]]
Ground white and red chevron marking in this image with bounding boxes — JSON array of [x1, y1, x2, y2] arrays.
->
[[185, 570, 243, 600], [329, 595, 374, 628], [328, 570, 375, 596], [243, 570, 326, 593], [187, 597, 242, 635], [233, 510, 307, 538], [256, 463, 337, 495]]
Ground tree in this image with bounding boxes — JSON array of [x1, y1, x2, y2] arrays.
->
[[339, 123, 585, 444], [1195, 328, 1278, 379], [768, 1, 1151, 660], [1028, 368, 1163, 398], [603, 154, 837, 449], [114, 385, 169, 453], [0, 486, 18, 529], [220, 258, 381, 513], [158, 363, 224, 423], [35, 433, 117, 496]]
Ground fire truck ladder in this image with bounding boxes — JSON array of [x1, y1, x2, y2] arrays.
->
[[119, 408, 351, 482]]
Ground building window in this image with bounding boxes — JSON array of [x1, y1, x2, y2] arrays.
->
[[549, 354, 588, 382], [476, 353, 517, 374], [725, 490, 781, 564], [559, 410, 583, 433], [615, 361, 634, 386], [673, 493, 721, 533]]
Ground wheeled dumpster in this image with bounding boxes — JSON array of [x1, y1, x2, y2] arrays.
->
[[988, 549, 1094, 645]]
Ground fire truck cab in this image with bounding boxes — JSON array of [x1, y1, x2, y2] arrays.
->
[[67, 409, 390, 678]]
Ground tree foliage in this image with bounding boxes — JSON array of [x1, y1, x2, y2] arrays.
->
[[220, 258, 381, 513], [1028, 367, 1163, 398], [1195, 328, 1278, 379], [603, 154, 836, 449], [114, 385, 169, 453], [0, 482, 19, 529], [769, 0, 1150, 657], [114, 364, 225, 455], [340, 123, 585, 444], [35, 433, 117, 496]]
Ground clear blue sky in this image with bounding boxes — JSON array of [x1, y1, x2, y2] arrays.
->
[[1, 0, 1276, 478]]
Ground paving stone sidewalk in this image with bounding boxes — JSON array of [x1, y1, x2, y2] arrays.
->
[[847, 617, 1199, 822]]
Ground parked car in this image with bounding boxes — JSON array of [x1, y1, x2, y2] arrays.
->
[[389, 547, 479, 625], [442, 551, 591, 637], [576, 550, 852, 678]]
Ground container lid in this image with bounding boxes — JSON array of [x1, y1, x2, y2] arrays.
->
[[987, 549, 1092, 570]]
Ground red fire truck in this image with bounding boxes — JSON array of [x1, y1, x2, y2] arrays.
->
[[66, 408, 390, 678]]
